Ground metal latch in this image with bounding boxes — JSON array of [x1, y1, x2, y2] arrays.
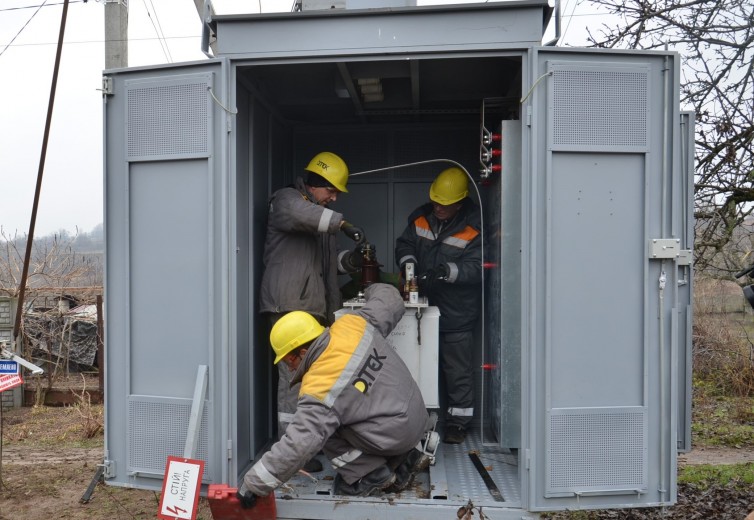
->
[[100, 77, 113, 96], [649, 239, 680, 259]]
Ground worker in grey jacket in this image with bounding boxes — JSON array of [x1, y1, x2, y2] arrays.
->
[[259, 152, 366, 472], [395, 167, 482, 445], [239, 283, 430, 499]]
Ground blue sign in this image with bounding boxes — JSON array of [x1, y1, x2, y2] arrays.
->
[[0, 361, 18, 374]]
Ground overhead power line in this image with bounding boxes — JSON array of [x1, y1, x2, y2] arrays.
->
[[0, 0, 86, 12], [0, 0, 48, 58], [141, 0, 172, 62]]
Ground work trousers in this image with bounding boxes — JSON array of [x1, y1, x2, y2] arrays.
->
[[323, 412, 426, 484], [440, 330, 474, 429]]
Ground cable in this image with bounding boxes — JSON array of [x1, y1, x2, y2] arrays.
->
[[0, 0, 48, 58], [208, 87, 238, 114], [560, 0, 581, 44], [0, 0, 85, 12], [146, 0, 172, 62], [140, 0, 171, 62], [520, 71, 552, 104]]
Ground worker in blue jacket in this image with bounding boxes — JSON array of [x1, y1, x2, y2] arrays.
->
[[395, 167, 482, 445]]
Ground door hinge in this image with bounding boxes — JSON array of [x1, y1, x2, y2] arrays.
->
[[227, 439, 233, 460], [525, 449, 531, 469]]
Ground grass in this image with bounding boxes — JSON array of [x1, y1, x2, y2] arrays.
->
[[692, 378, 754, 447], [679, 463, 754, 488], [2, 404, 104, 449]]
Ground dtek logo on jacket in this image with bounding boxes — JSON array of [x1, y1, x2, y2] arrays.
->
[[300, 314, 384, 406], [352, 348, 386, 393]]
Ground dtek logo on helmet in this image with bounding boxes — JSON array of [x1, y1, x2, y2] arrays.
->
[[352, 348, 387, 393], [317, 160, 329, 170]]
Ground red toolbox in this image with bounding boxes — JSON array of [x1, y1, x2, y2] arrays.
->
[[207, 484, 276, 520]]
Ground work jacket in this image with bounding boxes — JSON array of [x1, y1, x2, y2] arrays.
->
[[394, 198, 482, 332], [243, 283, 429, 495], [259, 177, 348, 324]]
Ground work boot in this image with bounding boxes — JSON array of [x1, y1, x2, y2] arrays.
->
[[332, 465, 396, 497], [388, 448, 431, 492], [303, 457, 323, 472], [443, 425, 466, 444]]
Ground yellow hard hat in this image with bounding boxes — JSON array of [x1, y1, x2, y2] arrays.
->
[[304, 152, 349, 193], [429, 167, 468, 205], [270, 311, 325, 364]]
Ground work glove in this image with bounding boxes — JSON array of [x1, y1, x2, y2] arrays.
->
[[236, 482, 257, 509], [419, 264, 448, 293], [340, 221, 366, 245]]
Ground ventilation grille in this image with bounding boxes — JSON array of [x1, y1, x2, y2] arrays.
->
[[127, 78, 210, 160], [128, 398, 212, 480], [551, 65, 648, 151], [548, 408, 646, 495]]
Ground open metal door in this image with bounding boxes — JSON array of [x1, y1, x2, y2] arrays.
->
[[677, 111, 695, 453], [103, 58, 233, 491], [522, 47, 686, 512]]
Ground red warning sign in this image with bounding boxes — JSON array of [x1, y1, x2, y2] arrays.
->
[[157, 456, 205, 520], [0, 373, 23, 393]]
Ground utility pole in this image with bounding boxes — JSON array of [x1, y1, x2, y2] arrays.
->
[[104, 0, 128, 69]]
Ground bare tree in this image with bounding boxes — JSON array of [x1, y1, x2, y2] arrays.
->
[[582, 0, 754, 275], [0, 227, 102, 293], [0, 228, 103, 402]]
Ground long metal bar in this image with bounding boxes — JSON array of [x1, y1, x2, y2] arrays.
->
[[468, 451, 505, 502], [13, 0, 70, 340], [184, 365, 209, 458]]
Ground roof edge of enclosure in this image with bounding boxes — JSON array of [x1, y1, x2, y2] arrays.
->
[[203, 0, 555, 59]]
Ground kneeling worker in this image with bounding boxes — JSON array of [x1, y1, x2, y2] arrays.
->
[[238, 283, 431, 500]]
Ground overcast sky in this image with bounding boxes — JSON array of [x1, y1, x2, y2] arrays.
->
[[0, 0, 602, 238]]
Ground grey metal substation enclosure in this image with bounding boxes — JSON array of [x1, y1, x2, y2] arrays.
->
[[102, 1, 695, 517]]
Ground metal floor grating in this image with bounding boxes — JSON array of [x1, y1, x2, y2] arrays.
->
[[276, 429, 521, 508]]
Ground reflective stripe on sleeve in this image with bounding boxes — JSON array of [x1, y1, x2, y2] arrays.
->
[[330, 449, 363, 469], [318, 208, 334, 232], [251, 460, 283, 489], [446, 262, 459, 283], [398, 254, 417, 267], [448, 407, 474, 417], [415, 226, 435, 240], [278, 412, 295, 424]]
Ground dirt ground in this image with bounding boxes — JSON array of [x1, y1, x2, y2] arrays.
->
[[0, 404, 753, 520]]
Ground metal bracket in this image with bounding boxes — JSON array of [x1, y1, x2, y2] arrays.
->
[[648, 239, 680, 259], [101, 459, 116, 479], [677, 249, 692, 266], [100, 77, 113, 96], [0, 346, 44, 375]]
